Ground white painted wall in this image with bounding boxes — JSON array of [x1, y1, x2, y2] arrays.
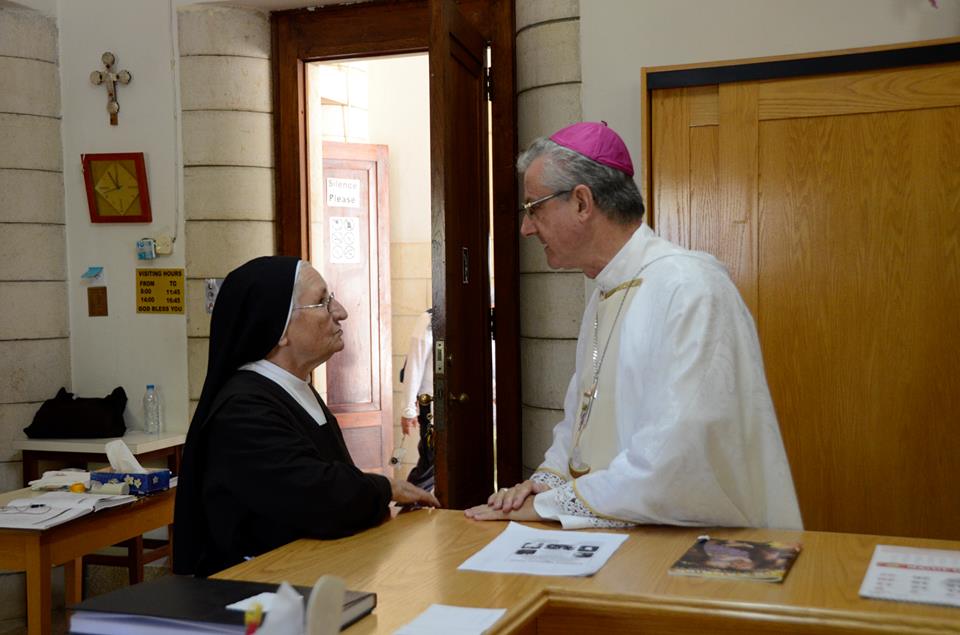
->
[[367, 54, 431, 244], [580, 0, 960, 179], [20, 0, 189, 431]]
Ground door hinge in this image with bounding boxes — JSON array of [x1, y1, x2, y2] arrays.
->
[[484, 65, 493, 102], [489, 305, 496, 339]]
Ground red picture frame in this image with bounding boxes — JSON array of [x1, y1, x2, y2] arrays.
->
[[81, 152, 152, 223]]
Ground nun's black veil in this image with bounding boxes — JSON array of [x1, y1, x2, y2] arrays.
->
[[173, 255, 300, 574]]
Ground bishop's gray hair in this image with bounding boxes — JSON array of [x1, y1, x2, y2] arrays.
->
[[517, 137, 645, 224]]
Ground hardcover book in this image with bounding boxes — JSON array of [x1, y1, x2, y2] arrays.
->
[[668, 538, 802, 583]]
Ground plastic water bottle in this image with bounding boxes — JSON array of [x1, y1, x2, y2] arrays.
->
[[143, 384, 161, 434]]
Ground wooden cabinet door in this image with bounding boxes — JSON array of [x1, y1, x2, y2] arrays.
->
[[647, 43, 960, 539]]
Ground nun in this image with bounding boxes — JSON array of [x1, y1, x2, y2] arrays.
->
[[174, 256, 438, 577]]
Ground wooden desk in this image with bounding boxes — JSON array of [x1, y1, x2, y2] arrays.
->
[[0, 487, 175, 635], [215, 510, 960, 634], [16, 431, 186, 486]]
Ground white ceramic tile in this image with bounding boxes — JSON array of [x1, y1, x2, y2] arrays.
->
[[0, 7, 57, 61], [185, 220, 276, 278], [516, 21, 581, 93], [182, 111, 273, 168], [180, 56, 272, 113], [516, 0, 579, 31], [0, 224, 66, 280], [0, 281, 68, 340], [184, 166, 274, 221], [518, 83, 582, 148], [520, 337, 576, 409], [519, 272, 584, 339], [0, 57, 59, 117], [390, 242, 431, 279], [0, 338, 70, 403], [0, 169, 64, 224], [178, 5, 269, 58], [0, 113, 62, 171], [391, 278, 430, 316], [391, 314, 421, 356]]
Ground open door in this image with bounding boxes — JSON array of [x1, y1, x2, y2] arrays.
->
[[429, 0, 494, 509]]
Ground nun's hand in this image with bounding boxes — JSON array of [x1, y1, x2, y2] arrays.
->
[[464, 495, 543, 522], [389, 478, 440, 508]]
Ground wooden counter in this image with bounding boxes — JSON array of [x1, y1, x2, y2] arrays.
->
[[214, 509, 960, 634]]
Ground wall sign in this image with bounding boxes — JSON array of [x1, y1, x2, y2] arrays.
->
[[136, 268, 184, 314], [326, 177, 361, 208], [329, 217, 361, 264]]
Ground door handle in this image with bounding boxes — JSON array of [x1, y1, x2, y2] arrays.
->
[[455, 392, 469, 404]]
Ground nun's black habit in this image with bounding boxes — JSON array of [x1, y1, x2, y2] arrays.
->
[[173, 256, 391, 577]]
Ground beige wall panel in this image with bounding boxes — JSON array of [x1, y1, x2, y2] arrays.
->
[[516, 21, 581, 93], [185, 220, 275, 278], [0, 339, 70, 403], [184, 166, 274, 221], [391, 354, 406, 394], [0, 58, 59, 117], [0, 8, 57, 61], [180, 56, 272, 113], [520, 338, 576, 409], [0, 114, 62, 171], [185, 279, 211, 338], [0, 463, 21, 493], [520, 233, 571, 274], [519, 272, 584, 339], [391, 278, 430, 316], [0, 169, 64, 224], [177, 6, 269, 58], [390, 242, 431, 279], [521, 404, 563, 470], [187, 337, 209, 401], [0, 402, 36, 463], [391, 314, 421, 356], [0, 281, 68, 339], [518, 83, 582, 148], [516, 0, 579, 30], [182, 111, 273, 168], [0, 224, 65, 280]]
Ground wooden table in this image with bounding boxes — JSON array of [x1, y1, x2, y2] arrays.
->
[[215, 509, 960, 634], [0, 487, 175, 635], [16, 431, 186, 486]]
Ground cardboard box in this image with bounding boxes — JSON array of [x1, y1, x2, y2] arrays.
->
[[91, 468, 170, 495]]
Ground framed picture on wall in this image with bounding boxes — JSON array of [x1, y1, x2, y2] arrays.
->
[[81, 152, 152, 223]]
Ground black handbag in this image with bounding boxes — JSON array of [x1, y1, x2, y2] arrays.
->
[[23, 387, 127, 439]]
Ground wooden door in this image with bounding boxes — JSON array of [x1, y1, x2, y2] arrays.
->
[[429, 0, 495, 508], [272, 0, 519, 507], [645, 39, 960, 539], [313, 142, 393, 474]]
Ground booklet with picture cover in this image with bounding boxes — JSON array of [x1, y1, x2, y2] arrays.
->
[[668, 537, 802, 583]]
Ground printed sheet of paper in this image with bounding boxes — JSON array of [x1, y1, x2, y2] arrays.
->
[[458, 521, 629, 577], [394, 604, 506, 635], [859, 544, 960, 608]]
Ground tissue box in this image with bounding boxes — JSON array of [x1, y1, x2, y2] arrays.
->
[[91, 468, 170, 495]]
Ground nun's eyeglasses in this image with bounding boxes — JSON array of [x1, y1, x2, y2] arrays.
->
[[294, 292, 336, 313]]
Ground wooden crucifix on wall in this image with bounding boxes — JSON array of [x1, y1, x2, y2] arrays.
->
[[90, 51, 131, 125]]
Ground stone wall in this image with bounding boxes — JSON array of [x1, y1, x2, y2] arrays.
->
[[515, 0, 584, 476], [178, 6, 276, 416]]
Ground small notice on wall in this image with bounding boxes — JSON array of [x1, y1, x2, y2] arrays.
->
[[136, 268, 184, 314], [326, 177, 361, 208], [329, 216, 361, 264]]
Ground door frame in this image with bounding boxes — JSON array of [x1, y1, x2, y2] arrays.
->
[[271, 0, 521, 493]]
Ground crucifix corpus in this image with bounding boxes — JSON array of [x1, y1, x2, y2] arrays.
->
[[90, 51, 132, 126]]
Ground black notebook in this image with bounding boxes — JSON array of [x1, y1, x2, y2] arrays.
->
[[69, 575, 376, 634]]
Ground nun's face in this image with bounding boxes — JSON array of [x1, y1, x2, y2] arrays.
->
[[285, 265, 348, 369]]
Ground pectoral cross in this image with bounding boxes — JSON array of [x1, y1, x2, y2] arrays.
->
[[90, 52, 131, 126]]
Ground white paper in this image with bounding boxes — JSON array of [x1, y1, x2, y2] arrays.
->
[[394, 604, 506, 635], [106, 439, 148, 473], [458, 521, 629, 577], [256, 582, 304, 635], [225, 592, 280, 613], [0, 491, 135, 530], [329, 216, 361, 264], [326, 178, 361, 208], [860, 544, 960, 608]]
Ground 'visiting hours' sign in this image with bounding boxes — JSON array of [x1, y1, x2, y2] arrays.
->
[[136, 268, 184, 314]]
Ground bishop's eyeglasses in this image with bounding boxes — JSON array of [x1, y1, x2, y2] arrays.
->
[[294, 292, 336, 313], [519, 189, 572, 220]]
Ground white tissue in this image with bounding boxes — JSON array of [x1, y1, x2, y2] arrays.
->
[[256, 582, 304, 635], [104, 439, 147, 473], [28, 470, 90, 490]]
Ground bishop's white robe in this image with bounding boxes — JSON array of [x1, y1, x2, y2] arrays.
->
[[531, 224, 803, 530]]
